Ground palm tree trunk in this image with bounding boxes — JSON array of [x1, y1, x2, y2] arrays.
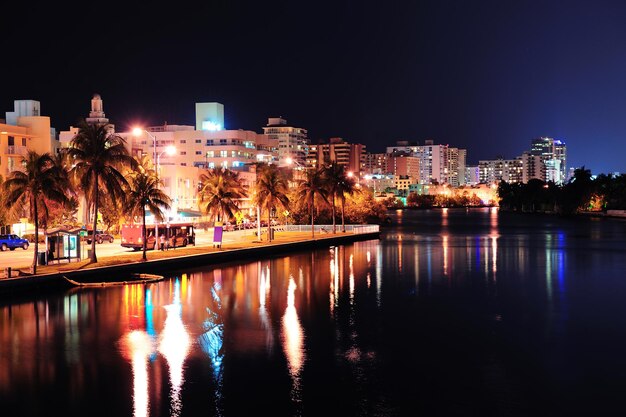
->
[[268, 209, 272, 242], [311, 195, 315, 238], [141, 205, 147, 262], [331, 192, 337, 234], [32, 196, 39, 274], [341, 196, 346, 233], [90, 175, 98, 263]]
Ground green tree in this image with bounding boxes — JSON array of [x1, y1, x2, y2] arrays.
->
[[198, 168, 248, 224], [66, 122, 137, 263], [2, 151, 70, 274], [125, 170, 172, 261], [254, 164, 289, 242], [295, 168, 328, 238]]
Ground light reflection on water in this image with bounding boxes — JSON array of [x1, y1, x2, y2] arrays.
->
[[281, 274, 305, 408], [3, 208, 626, 415]]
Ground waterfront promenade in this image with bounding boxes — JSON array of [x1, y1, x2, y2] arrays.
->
[[0, 225, 380, 294]]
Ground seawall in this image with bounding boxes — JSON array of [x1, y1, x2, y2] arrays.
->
[[0, 231, 380, 297]]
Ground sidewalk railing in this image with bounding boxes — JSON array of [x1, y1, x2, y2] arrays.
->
[[223, 224, 380, 237], [280, 224, 380, 234]]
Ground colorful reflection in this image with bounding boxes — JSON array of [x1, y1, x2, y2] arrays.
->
[[158, 279, 191, 417], [282, 275, 305, 402], [120, 330, 153, 417]]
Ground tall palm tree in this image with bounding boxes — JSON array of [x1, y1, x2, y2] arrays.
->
[[2, 151, 70, 274], [66, 121, 137, 263], [198, 168, 248, 224], [255, 164, 290, 242], [336, 174, 359, 232], [125, 169, 172, 261], [322, 162, 344, 234], [295, 168, 328, 238]]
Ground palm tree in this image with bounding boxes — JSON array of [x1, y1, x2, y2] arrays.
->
[[198, 168, 248, 224], [295, 168, 328, 238], [336, 173, 359, 232], [66, 122, 137, 263], [125, 169, 172, 262], [322, 162, 344, 234], [255, 164, 290, 242], [2, 151, 70, 274]]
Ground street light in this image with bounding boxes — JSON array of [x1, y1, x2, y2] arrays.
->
[[132, 127, 157, 165], [285, 156, 304, 169], [132, 128, 174, 246], [157, 145, 177, 176]]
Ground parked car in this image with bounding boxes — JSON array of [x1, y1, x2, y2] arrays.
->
[[0, 234, 30, 251], [85, 230, 115, 244]]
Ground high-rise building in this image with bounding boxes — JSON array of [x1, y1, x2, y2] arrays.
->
[[385, 140, 466, 185], [521, 152, 544, 183], [1, 99, 59, 180], [465, 165, 480, 186], [478, 157, 523, 184], [262, 117, 308, 167], [307, 137, 366, 176], [446, 147, 466, 187], [386, 152, 420, 179], [364, 153, 388, 175], [530, 137, 567, 184]]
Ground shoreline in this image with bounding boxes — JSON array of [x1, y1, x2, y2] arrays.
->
[[0, 230, 380, 297]]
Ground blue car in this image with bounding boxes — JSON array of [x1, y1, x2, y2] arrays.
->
[[0, 234, 30, 251]]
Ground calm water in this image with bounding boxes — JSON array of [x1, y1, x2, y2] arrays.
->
[[2, 208, 626, 416]]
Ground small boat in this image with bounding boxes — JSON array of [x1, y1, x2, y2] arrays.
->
[[63, 273, 164, 287]]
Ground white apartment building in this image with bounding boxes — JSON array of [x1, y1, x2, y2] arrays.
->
[[386, 140, 466, 185], [478, 157, 524, 184], [60, 96, 277, 222], [262, 117, 308, 167]]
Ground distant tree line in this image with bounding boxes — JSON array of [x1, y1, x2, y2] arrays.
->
[[498, 167, 626, 215]]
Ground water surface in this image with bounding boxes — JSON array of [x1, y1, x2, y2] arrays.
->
[[2, 208, 626, 416]]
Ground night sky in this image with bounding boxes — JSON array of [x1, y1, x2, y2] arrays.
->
[[3, 0, 626, 174]]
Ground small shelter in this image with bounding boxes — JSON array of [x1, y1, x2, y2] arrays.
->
[[44, 227, 82, 264]]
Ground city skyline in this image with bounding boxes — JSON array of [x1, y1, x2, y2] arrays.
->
[[2, 1, 626, 174]]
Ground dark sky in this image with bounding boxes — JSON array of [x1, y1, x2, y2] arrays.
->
[[3, 0, 626, 174]]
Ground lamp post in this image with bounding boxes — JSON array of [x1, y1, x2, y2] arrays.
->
[[132, 128, 175, 247]]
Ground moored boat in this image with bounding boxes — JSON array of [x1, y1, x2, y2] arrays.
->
[[63, 273, 164, 287]]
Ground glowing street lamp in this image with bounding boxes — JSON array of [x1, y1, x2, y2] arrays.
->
[[157, 145, 177, 176], [132, 127, 157, 165]]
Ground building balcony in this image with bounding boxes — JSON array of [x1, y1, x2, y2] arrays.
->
[[5, 145, 28, 156]]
